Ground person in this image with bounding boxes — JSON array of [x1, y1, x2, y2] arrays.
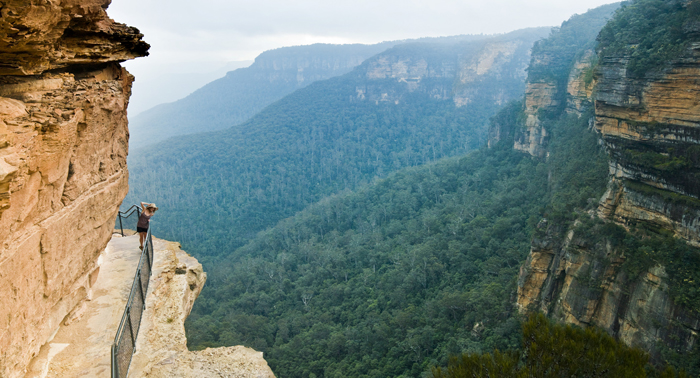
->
[[137, 202, 158, 250]]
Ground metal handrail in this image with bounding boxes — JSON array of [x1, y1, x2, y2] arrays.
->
[[111, 222, 154, 378], [115, 205, 142, 237]]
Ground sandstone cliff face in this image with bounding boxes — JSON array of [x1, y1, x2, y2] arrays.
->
[[0, 0, 148, 75], [517, 220, 700, 361], [0, 1, 147, 376], [566, 50, 596, 115], [357, 31, 541, 107], [595, 50, 700, 243], [512, 80, 556, 157], [516, 38, 700, 364], [130, 239, 275, 378], [512, 50, 596, 157]]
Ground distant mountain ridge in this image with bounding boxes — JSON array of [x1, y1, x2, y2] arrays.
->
[[128, 32, 546, 149], [127, 60, 253, 117], [128, 42, 397, 149]]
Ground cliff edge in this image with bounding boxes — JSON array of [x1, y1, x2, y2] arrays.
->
[[0, 1, 148, 376], [130, 238, 275, 378], [514, 0, 700, 366]]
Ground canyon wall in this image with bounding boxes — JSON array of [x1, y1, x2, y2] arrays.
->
[[357, 29, 545, 107], [515, 3, 700, 363], [0, 1, 148, 376], [508, 3, 619, 157], [595, 52, 700, 245]]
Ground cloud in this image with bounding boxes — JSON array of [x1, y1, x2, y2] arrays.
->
[[108, 0, 618, 76]]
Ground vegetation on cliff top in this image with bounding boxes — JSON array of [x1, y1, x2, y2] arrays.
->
[[598, 0, 700, 77], [526, 2, 620, 85]]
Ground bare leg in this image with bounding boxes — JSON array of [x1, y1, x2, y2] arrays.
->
[[139, 232, 146, 249]]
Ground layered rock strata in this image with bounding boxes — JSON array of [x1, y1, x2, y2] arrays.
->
[[358, 30, 544, 107], [595, 51, 700, 244], [566, 50, 596, 115], [517, 220, 700, 360], [130, 239, 275, 378], [512, 51, 598, 157], [512, 80, 556, 157], [517, 36, 700, 363], [0, 1, 148, 376]]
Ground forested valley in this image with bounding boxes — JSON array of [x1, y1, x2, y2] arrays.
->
[[183, 104, 610, 377], [123, 1, 700, 377]]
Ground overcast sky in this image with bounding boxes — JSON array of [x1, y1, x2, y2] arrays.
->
[[109, 0, 618, 75], [108, 0, 619, 114]]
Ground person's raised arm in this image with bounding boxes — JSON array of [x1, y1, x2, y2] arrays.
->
[[140, 201, 147, 212]]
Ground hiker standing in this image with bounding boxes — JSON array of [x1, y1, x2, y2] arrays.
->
[[137, 202, 158, 250]]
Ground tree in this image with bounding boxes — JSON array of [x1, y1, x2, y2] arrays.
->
[[432, 313, 652, 378]]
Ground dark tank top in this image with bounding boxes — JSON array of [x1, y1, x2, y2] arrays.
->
[[137, 212, 152, 228]]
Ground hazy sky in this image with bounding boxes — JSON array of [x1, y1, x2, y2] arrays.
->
[[109, 0, 620, 115], [109, 0, 618, 76]]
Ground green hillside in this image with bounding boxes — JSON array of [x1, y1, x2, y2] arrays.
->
[[125, 28, 548, 262]]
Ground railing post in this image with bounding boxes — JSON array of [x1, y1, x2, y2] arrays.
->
[[147, 229, 153, 272], [127, 308, 136, 348], [118, 213, 124, 237], [111, 344, 118, 378], [137, 267, 145, 307]]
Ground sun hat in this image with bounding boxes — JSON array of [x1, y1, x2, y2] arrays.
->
[[147, 203, 158, 211]]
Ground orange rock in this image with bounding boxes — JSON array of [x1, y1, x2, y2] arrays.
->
[[0, 1, 147, 376]]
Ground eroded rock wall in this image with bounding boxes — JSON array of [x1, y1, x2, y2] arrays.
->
[[595, 51, 700, 244], [0, 1, 147, 376], [512, 50, 597, 157], [516, 29, 700, 364], [517, 221, 700, 361], [357, 31, 542, 107]]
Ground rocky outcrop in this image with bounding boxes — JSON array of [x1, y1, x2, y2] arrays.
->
[[130, 240, 275, 378], [566, 50, 596, 115], [0, 1, 148, 376], [507, 2, 620, 157], [512, 80, 556, 157], [511, 48, 595, 156], [512, 50, 596, 157], [0, 0, 148, 75]]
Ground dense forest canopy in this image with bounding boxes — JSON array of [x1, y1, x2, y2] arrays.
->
[[598, 0, 700, 77], [184, 104, 610, 377]]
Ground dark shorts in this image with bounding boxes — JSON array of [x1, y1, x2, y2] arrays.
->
[[137, 226, 148, 233]]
